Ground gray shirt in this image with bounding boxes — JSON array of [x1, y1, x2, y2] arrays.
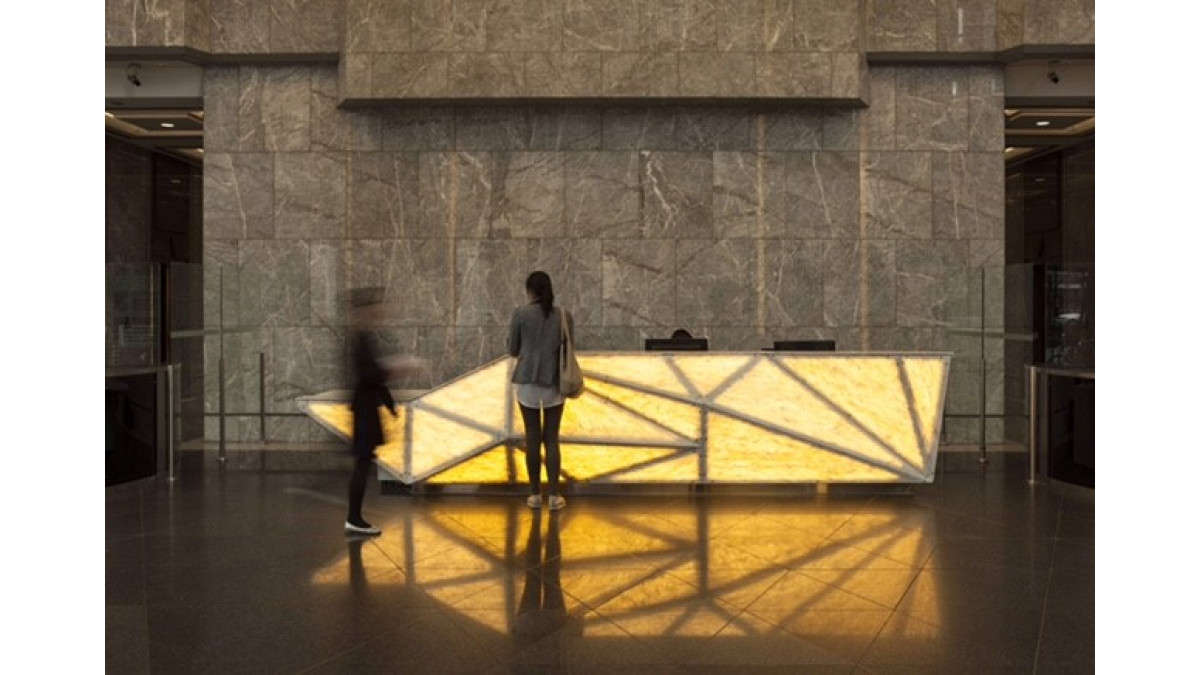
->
[[508, 303, 572, 387]]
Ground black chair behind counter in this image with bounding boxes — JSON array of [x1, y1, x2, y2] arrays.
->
[[772, 340, 835, 351]]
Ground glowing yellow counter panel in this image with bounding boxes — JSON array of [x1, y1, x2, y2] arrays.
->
[[297, 352, 951, 485]]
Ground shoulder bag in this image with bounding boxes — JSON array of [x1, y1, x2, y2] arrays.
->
[[558, 308, 585, 398]]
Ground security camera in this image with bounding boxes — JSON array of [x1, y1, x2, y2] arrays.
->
[[126, 63, 142, 87], [1047, 71, 1060, 84]]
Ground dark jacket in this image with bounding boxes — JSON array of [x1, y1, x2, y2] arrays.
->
[[508, 304, 571, 387], [350, 331, 397, 457]]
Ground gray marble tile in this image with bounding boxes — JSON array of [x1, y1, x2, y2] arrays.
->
[[863, 66, 897, 151], [679, 53, 756, 98], [831, 52, 865, 101], [412, 0, 487, 52], [456, 240, 531, 326], [525, 239, 605, 326], [716, 0, 793, 52], [896, 239, 970, 327], [203, 328, 271, 424], [789, 151, 860, 239], [565, 152, 642, 238], [675, 107, 755, 151], [602, 53, 679, 97], [238, 240, 313, 327], [602, 108, 679, 151], [105, 0, 134, 46], [763, 239, 826, 327], [238, 67, 312, 152], [677, 239, 757, 326], [574, 324, 644, 351], [448, 324, 513, 377], [345, 0, 412, 52], [867, 0, 937, 52], [381, 107, 455, 151], [1025, 0, 1094, 44], [932, 152, 1004, 241], [268, 0, 342, 53], [636, 0, 718, 52], [310, 66, 363, 152], [967, 66, 1005, 152], [490, 152, 567, 239], [756, 52, 832, 98], [449, 52, 526, 98], [529, 107, 604, 150], [203, 240, 239, 328], [823, 239, 896, 327], [525, 53, 606, 98], [821, 109, 862, 152], [640, 152, 714, 239], [601, 239, 677, 327], [863, 151, 932, 240], [794, 0, 862, 51], [371, 54, 449, 99], [271, 327, 344, 410], [339, 52, 372, 102], [895, 67, 970, 152], [418, 151, 497, 239], [455, 107, 533, 150], [309, 241, 345, 332], [485, 0, 563, 52], [345, 239, 455, 326], [757, 110, 824, 151], [203, 67, 241, 152], [937, 0, 998, 52], [996, 0, 1024, 49], [210, 0, 272, 53], [564, 0, 640, 51], [205, 153, 275, 240], [713, 151, 791, 239], [274, 152, 347, 239], [348, 151, 421, 239]]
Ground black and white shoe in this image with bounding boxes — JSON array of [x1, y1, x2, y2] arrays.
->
[[345, 520, 381, 536]]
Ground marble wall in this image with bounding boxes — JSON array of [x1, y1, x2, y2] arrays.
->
[[102, 0, 1096, 445], [201, 63, 1005, 443], [106, 1, 1095, 59], [340, 0, 866, 102]]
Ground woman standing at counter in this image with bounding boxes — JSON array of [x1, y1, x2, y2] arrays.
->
[[508, 271, 571, 511]]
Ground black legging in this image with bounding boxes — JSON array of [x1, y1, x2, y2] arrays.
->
[[520, 403, 564, 496], [347, 455, 373, 524]]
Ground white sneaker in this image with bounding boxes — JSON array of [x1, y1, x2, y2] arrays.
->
[[345, 521, 381, 536], [526, 494, 543, 509], [547, 495, 566, 511]]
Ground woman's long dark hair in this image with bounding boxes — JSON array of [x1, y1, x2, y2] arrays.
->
[[526, 271, 554, 318]]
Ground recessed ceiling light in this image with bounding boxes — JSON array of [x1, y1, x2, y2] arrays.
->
[[1036, 120, 1051, 127], [161, 122, 175, 128], [105, 111, 115, 118]]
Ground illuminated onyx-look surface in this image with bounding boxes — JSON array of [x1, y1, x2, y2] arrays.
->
[[299, 352, 951, 485]]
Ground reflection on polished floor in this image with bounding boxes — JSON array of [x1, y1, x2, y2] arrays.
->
[[106, 452, 1093, 674]]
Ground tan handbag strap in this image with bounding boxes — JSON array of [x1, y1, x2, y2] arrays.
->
[[559, 307, 573, 346]]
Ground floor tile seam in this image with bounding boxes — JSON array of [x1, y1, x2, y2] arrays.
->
[[787, 568, 913, 614]]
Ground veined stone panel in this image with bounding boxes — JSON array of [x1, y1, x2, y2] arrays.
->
[[199, 63, 1005, 444]]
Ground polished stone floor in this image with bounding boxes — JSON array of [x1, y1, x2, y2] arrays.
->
[[106, 452, 1093, 674]]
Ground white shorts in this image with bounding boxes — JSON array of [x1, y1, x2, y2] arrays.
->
[[516, 383, 564, 409]]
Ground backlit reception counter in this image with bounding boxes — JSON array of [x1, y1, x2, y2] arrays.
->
[[298, 352, 951, 486]]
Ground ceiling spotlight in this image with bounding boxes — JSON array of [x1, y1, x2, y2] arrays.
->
[[161, 122, 175, 128], [126, 63, 142, 87], [1036, 120, 1051, 127]]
